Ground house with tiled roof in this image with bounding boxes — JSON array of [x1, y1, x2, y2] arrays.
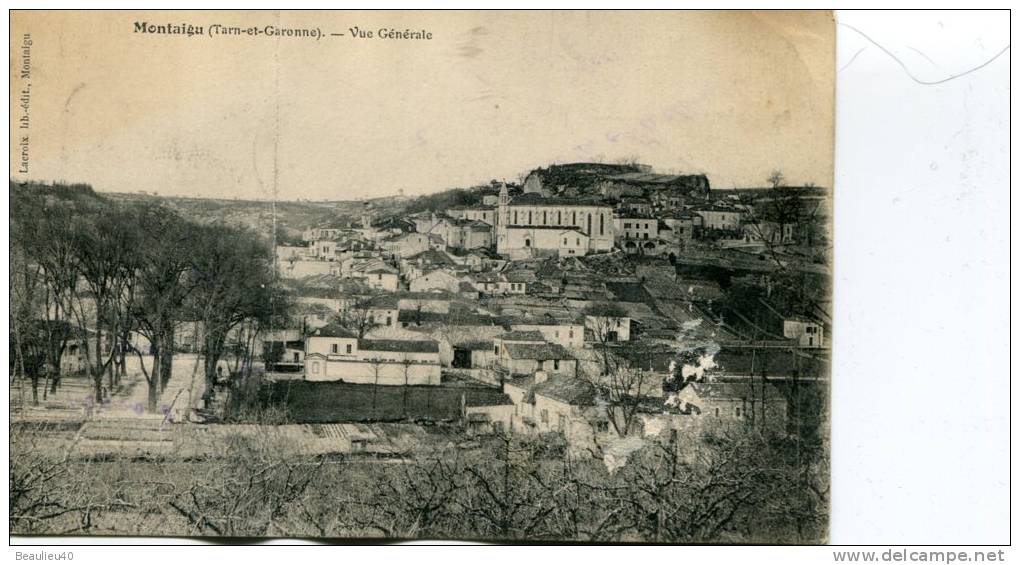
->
[[408, 267, 465, 294], [463, 392, 514, 435], [495, 332, 577, 377], [381, 232, 432, 259], [691, 204, 744, 233], [445, 204, 498, 226], [468, 272, 526, 296], [668, 380, 788, 433], [346, 261, 398, 292], [504, 373, 615, 445]]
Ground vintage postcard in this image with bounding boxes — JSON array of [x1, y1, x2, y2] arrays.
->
[[10, 10, 833, 542]]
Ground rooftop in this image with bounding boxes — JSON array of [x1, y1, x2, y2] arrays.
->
[[683, 381, 785, 401], [358, 338, 440, 354], [504, 342, 575, 361], [311, 323, 359, 339], [509, 193, 611, 208], [498, 330, 546, 342], [531, 375, 596, 406], [464, 393, 514, 408]]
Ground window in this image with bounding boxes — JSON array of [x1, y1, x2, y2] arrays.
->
[[624, 223, 631, 229], [558, 211, 562, 224], [312, 361, 320, 374], [514, 211, 518, 223], [576, 238, 580, 246], [572, 211, 576, 224], [558, 414, 567, 431], [568, 329, 574, 338], [715, 408, 720, 417], [596, 421, 609, 433], [495, 345, 500, 355], [554, 331, 560, 338], [540, 409, 549, 424], [386, 316, 392, 326], [331, 344, 338, 354], [563, 238, 568, 245], [553, 359, 560, 371], [736, 407, 742, 417], [346, 344, 352, 354], [600, 213, 605, 235], [543, 211, 547, 224], [528, 211, 532, 224]]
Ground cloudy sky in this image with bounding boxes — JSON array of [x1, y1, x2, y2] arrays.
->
[[10, 10, 834, 200]]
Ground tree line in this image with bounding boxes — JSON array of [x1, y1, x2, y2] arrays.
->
[[9, 182, 285, 412]]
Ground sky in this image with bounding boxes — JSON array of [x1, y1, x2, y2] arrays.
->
[[10, 10, 834, 200]]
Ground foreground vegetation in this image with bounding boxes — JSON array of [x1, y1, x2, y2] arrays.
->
[[10, 423, 827, 543]]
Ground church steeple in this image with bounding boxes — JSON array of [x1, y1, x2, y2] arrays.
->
[[496, 181, 509, 252], [498, 181, 509, 207]]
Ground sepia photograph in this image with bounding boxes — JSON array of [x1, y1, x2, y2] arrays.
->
[[18, 7, 1003, 548]]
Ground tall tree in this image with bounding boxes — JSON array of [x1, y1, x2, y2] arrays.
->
[[64, 208, 138, 403], [127, 204, 197, 412], [187, 224, 277, 400]]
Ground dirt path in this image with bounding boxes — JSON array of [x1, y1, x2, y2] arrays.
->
[[11, 353, 206, 424]]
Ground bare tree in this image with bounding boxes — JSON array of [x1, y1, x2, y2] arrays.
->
[[584, 366, 652, 438], [335, 296, 380, 338], [582, 302, 628, 376], [161, 431, 323, 537], [10, 427, 134, 535], [454, 434, 563, 540], [127, 205, 196, 412], [350, 449, 463, 538]]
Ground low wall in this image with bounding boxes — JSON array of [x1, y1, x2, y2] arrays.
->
[[259, 380, 509, 423]]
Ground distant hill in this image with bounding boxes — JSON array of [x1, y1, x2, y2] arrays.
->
[[522, 162, 710, 200], [10, 180, 108, 208], [104, 192, 356, 244]]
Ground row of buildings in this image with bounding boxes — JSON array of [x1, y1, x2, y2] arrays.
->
[[261, 164, 827, 450]]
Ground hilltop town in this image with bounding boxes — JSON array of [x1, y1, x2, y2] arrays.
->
[[263, 162, 831, 444], [10, 162, 831, 541]]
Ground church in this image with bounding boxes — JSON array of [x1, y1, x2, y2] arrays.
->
[[494, 184, 614, 259]]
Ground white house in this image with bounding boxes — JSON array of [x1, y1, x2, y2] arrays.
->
[[469, 272, 527, 296], [408, 268, 464, 294], [303, 323, 441, 385], [382, 232, 432, 258], [504, 373, 615, 446], [446, 205, 498, 226], [349, 264, 399, 292], [585, 314, 632, 342], [494, 331, 577, 378], [509, 321, 585, 349], [692, 205, 743, 232]]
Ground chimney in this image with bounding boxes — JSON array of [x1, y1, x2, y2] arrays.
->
[[534, 370, 548, 385]]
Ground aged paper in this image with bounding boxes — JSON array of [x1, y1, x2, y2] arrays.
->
[[10, 10, 833, 543]]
